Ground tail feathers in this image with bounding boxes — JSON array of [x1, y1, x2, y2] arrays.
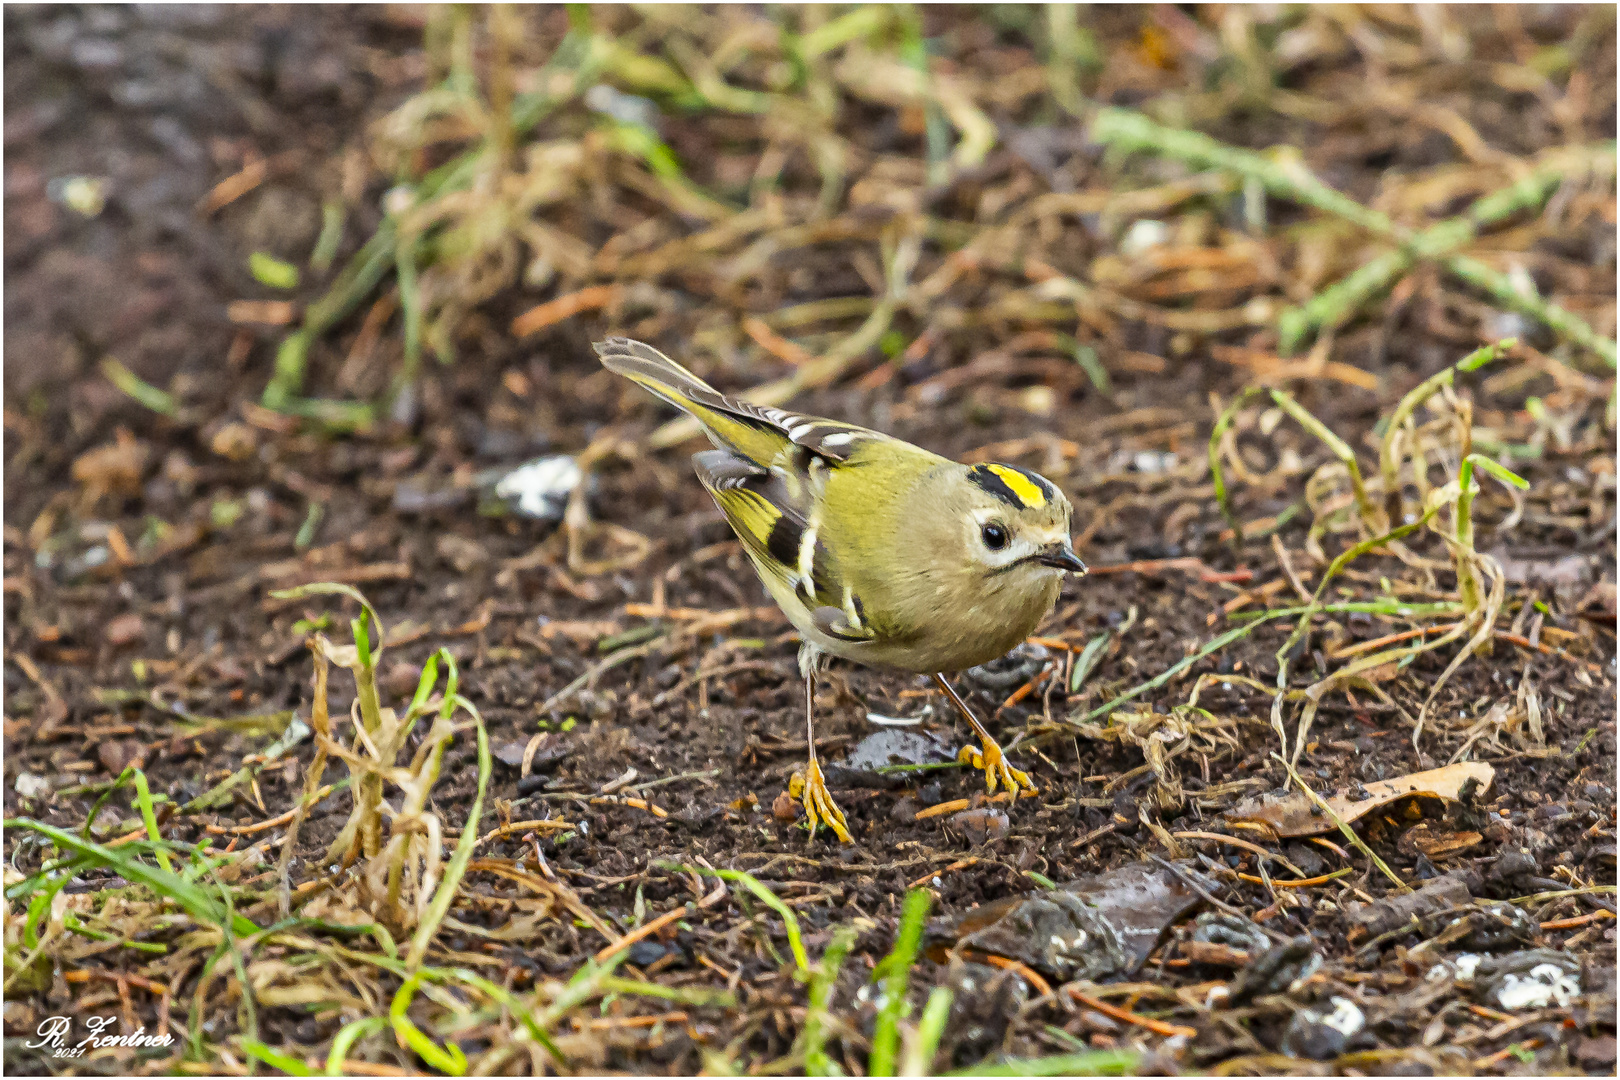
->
[[596, 336, 860, 468], [593, 337, 717, 412]]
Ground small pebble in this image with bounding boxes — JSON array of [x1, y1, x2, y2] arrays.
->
[[104, 612, 146, 647], [627, 940, 668, 968], [98, 738, 146, 775]]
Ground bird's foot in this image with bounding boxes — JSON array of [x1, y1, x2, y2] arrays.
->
[[956, 736, 1038, 797], [787, 759, 853, 843]]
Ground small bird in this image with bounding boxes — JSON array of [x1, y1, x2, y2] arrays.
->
[[596, 338, 1086, 842]]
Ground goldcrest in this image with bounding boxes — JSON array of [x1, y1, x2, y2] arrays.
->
[[596, 337, 1086, 842]]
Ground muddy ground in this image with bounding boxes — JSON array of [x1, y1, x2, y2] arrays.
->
[[3, 5, 1616, 1077]]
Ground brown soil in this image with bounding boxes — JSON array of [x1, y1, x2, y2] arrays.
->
[[3, 5, 1614, 1076]]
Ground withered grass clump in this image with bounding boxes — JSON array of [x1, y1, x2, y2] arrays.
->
[[1204, 339, 1539, 767], [267, 583, 490, 963]]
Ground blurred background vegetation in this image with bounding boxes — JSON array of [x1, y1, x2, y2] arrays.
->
[[246, 3, 1615, 429]]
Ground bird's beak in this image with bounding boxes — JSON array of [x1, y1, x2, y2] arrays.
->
[[1037, 542, 1087, 574]]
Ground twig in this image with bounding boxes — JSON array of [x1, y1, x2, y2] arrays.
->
[[996, 661, 1057, 714], [914, 791, 1034, 820], [206, 786, 339, 835], [1540, 909, 1614, 931], [1271, 536, 1312, 604], [1085, 557, 1252, 584], [980, 954, 1053, 998], [1494, 630, 1605, 674], [1064, 986, 1196, 1039], [593, 795, 668, 819], [1145, 855, 1290, 944], [536, 635, 667, 716], [1070, 821, 1116, 850], [1235, 868, 1352, 888], [511, 285, 621, 337], [908, 858, 981, 888], [594, 881, 728, 966], [1171, 831, 1306, 877], [1328, 623, 1463, 660], [476, 819, 576, 847], [742, 317, 816, 367], [628, 768, 722, 793], [1473, 1038, 1544, 1071]]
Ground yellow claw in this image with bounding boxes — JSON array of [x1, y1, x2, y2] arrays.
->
[[787, 760, 853, 843], [956, 737, 1038, 797]]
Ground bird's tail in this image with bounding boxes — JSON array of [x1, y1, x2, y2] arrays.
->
[[593, 337, 720, 415], [594, 337, 791, 465]]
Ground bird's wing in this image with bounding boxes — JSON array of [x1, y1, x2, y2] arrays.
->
[[693, 450, 876, 644], [595, 337, 887, 468]]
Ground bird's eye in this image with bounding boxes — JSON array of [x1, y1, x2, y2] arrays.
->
[[981, 523, 1009, 550]]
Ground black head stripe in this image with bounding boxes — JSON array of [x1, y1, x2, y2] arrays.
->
[[967, 463, 1052, 509]]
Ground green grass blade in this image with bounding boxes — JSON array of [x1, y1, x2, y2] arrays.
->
[[869, 887, 931, 1077], [667, 863, 805, 976], [391, 973, 468, 1075], [1463, 453, 1530, 490], [131, 768, 172, 873], [406, 694, 490, 968], [23, 873, 70, 949], [900, 985, 954, 1076], [1069, 632, 1110, 693], [268, 583, 385, 645], [429, 967, 567, 1066], [947, 1049, 1140, 1076], [1208, 386, 1267, 544], [102, 357, 178, 417], [82, 765, 137, 841], [327, 1016, 389, 1075], [5, 818, 257, 936], [249, 251, 301, 290], [1070, 616, 1281, 726], [595, 975, 735, 1008], [240, 1039, 319, 1076], [802, 924, 857, 1076]]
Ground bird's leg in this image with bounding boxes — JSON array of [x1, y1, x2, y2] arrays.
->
[[788, 670, 853, 843], [933, 673, 1038, 797]]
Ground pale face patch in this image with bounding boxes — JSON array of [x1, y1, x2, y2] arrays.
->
[[969, 506, 1038, 570]]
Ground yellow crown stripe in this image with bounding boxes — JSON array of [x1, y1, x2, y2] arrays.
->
[[986, 464, 1046, 508]]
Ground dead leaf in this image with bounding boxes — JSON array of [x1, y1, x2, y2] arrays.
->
[[1397, 822, 1483, 859], [538, 619, 622, 645], [210, 421, 258, 462], [226, 299, 297, 325], [71, 427, 148, 506], [1225, 762, 1494, 838], [436, 534, 490, 574], [1576, 581, 1616, 623]]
